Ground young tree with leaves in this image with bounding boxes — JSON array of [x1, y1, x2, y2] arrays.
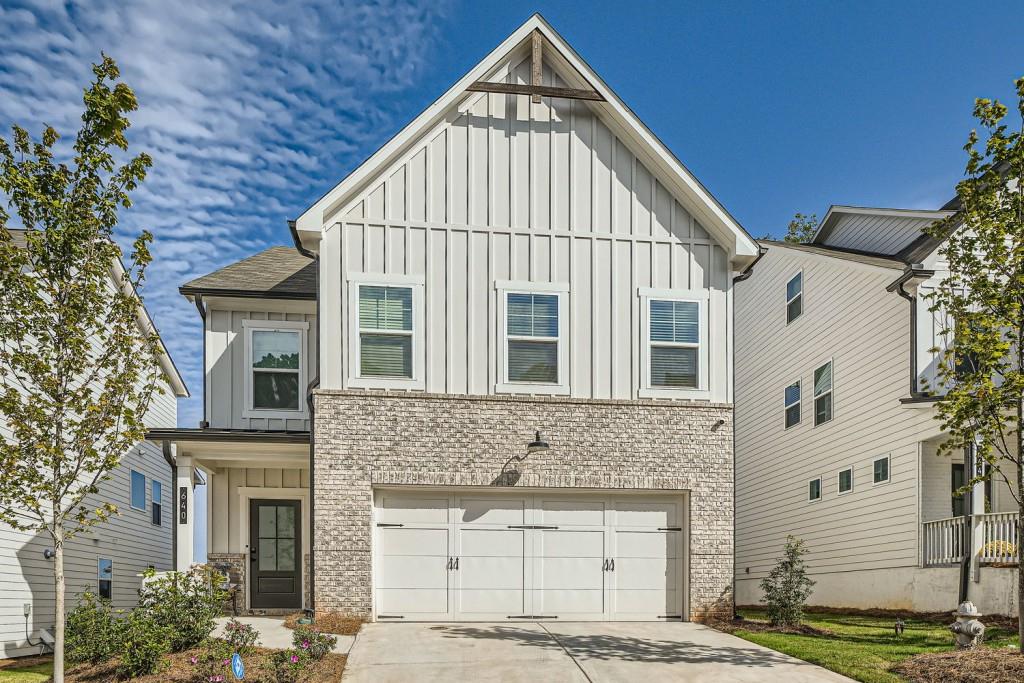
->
[[760, 536, 815, 627], [925, 76, 1024, 652], [784, 212, 818, 243], [0, 56, 162, 681]]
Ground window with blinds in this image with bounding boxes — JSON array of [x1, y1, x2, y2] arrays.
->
[[251, 330, 301, 410], [813, 360, 833, 426], [649, 300, 699, 389], [359, 285, 413, 379], [506, 292, 559, 383]]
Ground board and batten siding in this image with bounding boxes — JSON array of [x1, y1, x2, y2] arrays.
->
[[318, 52, 734, 402], [205, 303, 317, 430], [0, 378, 176, 657], [207, 466, 309, 554], [734, 246, 944, 583]]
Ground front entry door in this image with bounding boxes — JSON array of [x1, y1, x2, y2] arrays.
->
[[250, 499, 301, 609]]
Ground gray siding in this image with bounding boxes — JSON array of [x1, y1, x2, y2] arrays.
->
[[205, 303, 317, 430], [734, 247, 941, 582], [318, 51, 734, 402], [821, 213, 936, 255], [0, 378, 176, 657]]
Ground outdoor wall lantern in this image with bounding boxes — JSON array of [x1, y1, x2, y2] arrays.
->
[[527, 431, 549, 455]]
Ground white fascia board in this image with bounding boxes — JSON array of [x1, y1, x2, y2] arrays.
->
[[812, 205, 955, 243], [294, 14, 759, 265]]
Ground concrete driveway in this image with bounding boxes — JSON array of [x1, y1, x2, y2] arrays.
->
[[342, 622, 854, 682]]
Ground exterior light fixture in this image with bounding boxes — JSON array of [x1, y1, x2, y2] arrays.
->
[[527, 431, 549, 455]]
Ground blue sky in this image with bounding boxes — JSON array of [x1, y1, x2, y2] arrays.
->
[[1, 0, 1023, 436]]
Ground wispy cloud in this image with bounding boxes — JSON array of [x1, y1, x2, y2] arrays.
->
[[0, 0, 452, 425]]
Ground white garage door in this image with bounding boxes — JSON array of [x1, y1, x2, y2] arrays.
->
[[373, 489, 686, 621]]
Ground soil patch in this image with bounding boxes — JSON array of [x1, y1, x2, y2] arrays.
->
[[283, 612, 364, 636], [708, 615, 833, 637], [893, 647, 1024, 683], [737, 605, 1019, 632]]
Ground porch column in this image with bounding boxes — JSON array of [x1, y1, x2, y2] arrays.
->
[[970, 446, 986, 582], [176, 455, 195, 570]]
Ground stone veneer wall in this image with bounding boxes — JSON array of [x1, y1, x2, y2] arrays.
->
[[313, 389, 734, 621], [208, 553, 246, 616]]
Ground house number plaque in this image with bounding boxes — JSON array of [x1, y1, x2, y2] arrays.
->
[[178, 486, 188, 524]]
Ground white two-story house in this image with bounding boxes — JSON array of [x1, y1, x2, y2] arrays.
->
[[735, 203, 1020, 616], [159, 14, 760, 622]]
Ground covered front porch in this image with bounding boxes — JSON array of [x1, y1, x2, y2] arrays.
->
[[920, 436, 1020, 568], [147, 428, 311, 614]]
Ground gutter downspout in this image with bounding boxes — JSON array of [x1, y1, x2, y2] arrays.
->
[[893, 281, 918, 397], [290, 220, 319, 613], [732, 246, 767, 283], [194, 293, 209, 428], [161, 440, 177, 569]]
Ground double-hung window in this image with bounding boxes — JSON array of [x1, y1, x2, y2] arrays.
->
[[838, 467, 853, 494], [639, 289, 708, 398], [242, 319, 308, 419], [151, 481, 162, 526], [873, 455, 890, 484], [98, 559, 112, 600], [808, 477, 822, 502], [813, 360, 833, 426], [784, 381, 801, 428], [130, 470, 146, 511], [347, 275, 424, 389], [786, 272, 803, 323], [496, 282, 569, 394]]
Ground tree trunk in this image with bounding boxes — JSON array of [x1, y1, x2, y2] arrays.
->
[[53, 537, 64, 683], [1018, 455, 1023, 653]]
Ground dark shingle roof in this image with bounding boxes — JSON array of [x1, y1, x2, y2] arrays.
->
[[180, 246, 315, 299], [758, 239, 907, 270]]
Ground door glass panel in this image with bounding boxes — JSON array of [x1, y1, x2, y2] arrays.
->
[[259, 506, 277, 537], [278, 506, 295, 538], [277, 539, 296, 571], [258, 539, 276, 571]]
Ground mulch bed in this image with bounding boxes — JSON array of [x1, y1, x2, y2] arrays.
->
[[736, 605, 1019, 632], [707, 615, 833, 637], [283, 612, 364, 636], [893, 647, 1024, 683]]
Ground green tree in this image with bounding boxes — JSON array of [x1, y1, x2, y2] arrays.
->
[[784, 212, 818, 243], [0, 56, 161, 681], [924, 76, 1024, 651], [759, 536, 815, 627]]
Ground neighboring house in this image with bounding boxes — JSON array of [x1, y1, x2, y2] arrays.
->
[[0, 231, 189, 657], [154, 14, 760, 622], [735, 204, 1020, 616]]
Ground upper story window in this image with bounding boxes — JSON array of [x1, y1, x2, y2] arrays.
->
[[786, 272, 803, 324], [808, 477, 822, 502], [813, 360, 833, 426], [242, 319, 308, 419], [873, 455, 890, 484], [784, 381, 801, 428], [838, 467, 853, 494], [347, 274, 424, 390], [496, 282, 569, 395], [130, 469, 146, 511], [151, 480, 162, 526], [639, 288, 709, 399]]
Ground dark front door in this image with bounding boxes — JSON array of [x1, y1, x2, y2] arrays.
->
[[250, 499, 301, 609]]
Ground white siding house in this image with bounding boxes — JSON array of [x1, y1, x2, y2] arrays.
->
[[735, 205, 1020, 616]]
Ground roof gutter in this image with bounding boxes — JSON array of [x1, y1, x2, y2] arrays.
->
[[290, 219, 319, 614], [194, 293, 208, 428], [886, 267, 935, 398], [732, 245, 767, 283]]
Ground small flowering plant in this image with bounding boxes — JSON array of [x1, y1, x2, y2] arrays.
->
[[189, 638, 234, 683], [223, 618, 260, 654], [292, 625, 337, 661], [270, 648, 306, 683]]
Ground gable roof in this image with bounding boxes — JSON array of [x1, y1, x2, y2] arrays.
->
[[811, 205, 954, 247], [180, 246, 315, 300], [294, 13, 758, 264], [758, 239, 908, 270]]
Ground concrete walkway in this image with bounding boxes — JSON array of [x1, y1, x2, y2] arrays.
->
[[213, 616, 355, 654], [342, 622, 855, 682]]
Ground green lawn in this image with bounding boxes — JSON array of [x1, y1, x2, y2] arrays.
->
[[731, 609, 1020, 683], [0, 662, 53, 683]]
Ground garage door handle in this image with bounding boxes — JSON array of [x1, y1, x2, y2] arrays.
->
[[603, 559, 615, 571], [447, 557, 459, 571], [659, 527, 682, 531]]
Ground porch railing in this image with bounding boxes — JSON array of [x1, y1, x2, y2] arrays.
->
[[923, 516, 968, 566], [979, 512, 1019, 564], [923, 513, 1019, 567]]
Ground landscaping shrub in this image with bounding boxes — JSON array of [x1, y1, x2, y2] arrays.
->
[[222, 618, 260, 654], [188, 637, 234, 683], [760, 535, 815, 627], [292, 625, 337, 661], [116, 609, 172, 679], [270, 648, 305, 683], [65, 591, 121, 665], [138, 565, 227, 652]]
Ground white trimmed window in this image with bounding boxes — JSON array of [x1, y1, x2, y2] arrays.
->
[[151, 480, 162, 526], [496, 282, 569, 395], [784, 381, 801, 428], [838, 467, 853, 495], [130, 470, 146, 511], [813, 360, 833, 426], [98, 558, 112, 600], [808, 477, 822, 502], [242, 319, 308, 419], [347, 274, 425, 390], [639, 288, 709, 398], [873, 456, 890, 484], [786, 272, 803, 323]]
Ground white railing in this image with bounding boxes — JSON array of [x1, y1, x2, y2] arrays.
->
[[979, 512, 1019, 564], [923, 516, 968, 566]]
